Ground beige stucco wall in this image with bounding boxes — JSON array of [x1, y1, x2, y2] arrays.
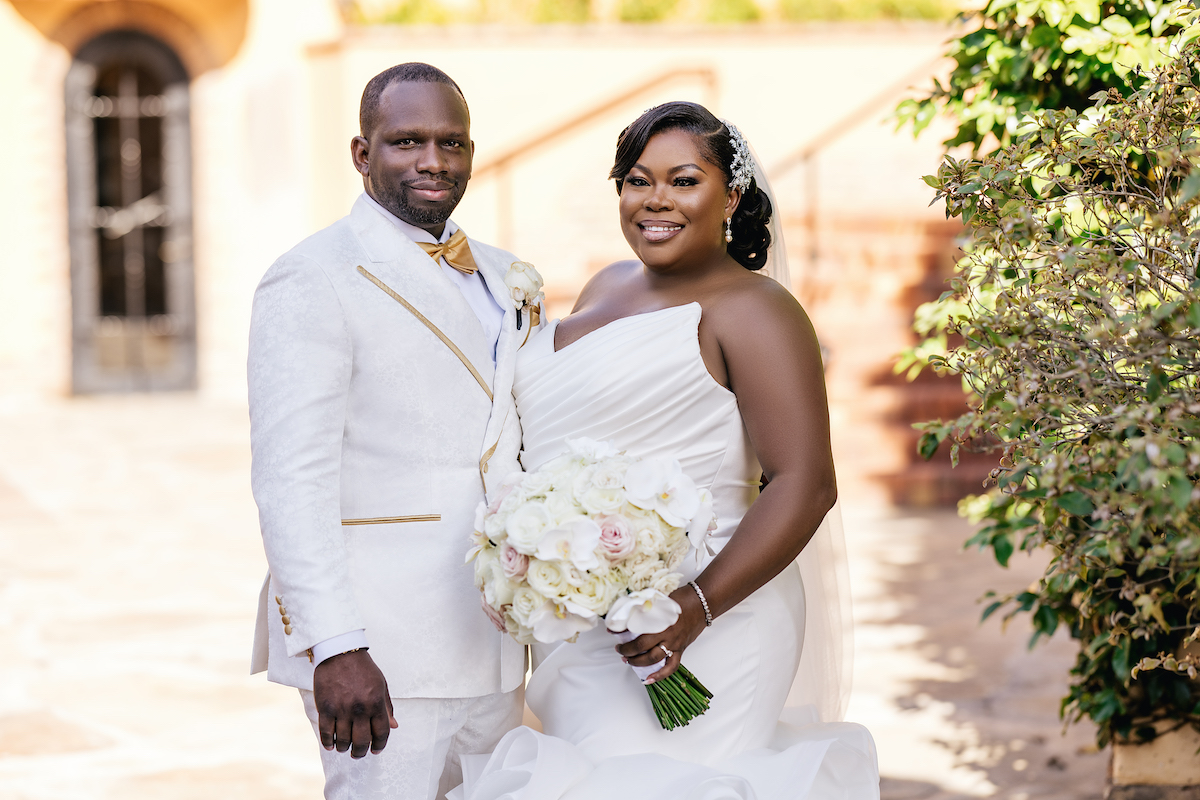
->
[[0, 4, 72, 401]]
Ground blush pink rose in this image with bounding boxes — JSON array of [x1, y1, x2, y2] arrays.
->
[[481, 594, 508, 633], [487, 479, 520, 514], [596, 515, 636, 560], [499, 543, 529, 579]]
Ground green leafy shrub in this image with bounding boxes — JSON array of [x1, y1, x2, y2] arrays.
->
[[618, 0, 679, 22], [897, 0, 1199, 150], [705, 0, 761, 23], [781, 0, 955, 22], [534, 0, 592, 22], [368, 0, 458, 24], [912, 34, 1200, 746]]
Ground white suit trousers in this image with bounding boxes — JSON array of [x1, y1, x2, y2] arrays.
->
[[300, 687, 523, 800]]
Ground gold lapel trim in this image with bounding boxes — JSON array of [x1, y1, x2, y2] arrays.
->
[[342, 514, 441, 526], [358, 266, 493, 401], [479, 439, 499, 477]]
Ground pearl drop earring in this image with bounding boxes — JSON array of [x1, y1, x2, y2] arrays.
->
[[724, 218, 733, 244]]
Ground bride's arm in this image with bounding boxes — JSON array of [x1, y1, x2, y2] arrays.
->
[[618, 282, 836, 680]]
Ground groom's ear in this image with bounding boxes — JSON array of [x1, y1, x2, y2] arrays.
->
[[351, 135, 370, 177]]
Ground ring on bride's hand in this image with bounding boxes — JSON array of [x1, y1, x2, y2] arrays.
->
[[659, 644, 673, 659]]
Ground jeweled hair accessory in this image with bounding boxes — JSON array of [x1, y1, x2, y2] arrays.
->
[[722, 120, 754, 192]]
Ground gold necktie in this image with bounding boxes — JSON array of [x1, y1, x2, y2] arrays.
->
[[417, 229, 477, 275]]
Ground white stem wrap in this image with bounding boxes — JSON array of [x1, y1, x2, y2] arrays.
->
[[610, 629, 666, 682]]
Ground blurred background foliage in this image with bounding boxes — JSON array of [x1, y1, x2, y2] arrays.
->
[[347, 0, 959, 24], [897, 0, 1200, 151]]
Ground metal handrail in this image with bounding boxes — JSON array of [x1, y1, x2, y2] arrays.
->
[[472, 67, 718, 249], [473, 67, 719, 178], [768, 55, 947, 287]]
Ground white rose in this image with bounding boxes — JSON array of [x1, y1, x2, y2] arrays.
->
[[565, 437, 621, 462], [519, 467, 555, 498], [544, 488, 583, 521], [567, 571, 620, 615], [505, 500, 554, 554], [633, 516, 668, 554], [572, 464, 627, 515], [504, 261, 544, 309], [484, 507, 509, 540], [498, 485, 528, 515], [484, 561, 518, 607], [526, 559, 569, 598], [623, 551, 660, 591], [650, 568, 681, 596], [509, 587, 545, 633]]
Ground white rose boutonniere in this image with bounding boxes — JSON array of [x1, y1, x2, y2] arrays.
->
[[505, 261, 544, 331]]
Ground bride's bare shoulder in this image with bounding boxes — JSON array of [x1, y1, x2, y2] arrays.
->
[[709, 272, 818, 349], [570, 260, 642, 312]]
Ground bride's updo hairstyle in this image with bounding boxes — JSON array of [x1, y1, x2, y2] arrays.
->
[[610, 102, 773, 270]]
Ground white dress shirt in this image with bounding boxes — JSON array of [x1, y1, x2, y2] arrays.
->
[[310, 194, 506, 668]]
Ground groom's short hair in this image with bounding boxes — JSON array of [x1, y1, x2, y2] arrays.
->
[[359, 63, 469, 138]]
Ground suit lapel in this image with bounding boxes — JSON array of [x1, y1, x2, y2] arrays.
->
[[475, 247, 519, 400], [351, 198, 495, 390], [473, 243, 522, 485]]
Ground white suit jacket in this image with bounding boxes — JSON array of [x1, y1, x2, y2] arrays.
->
[[248, 195, 533, 697]]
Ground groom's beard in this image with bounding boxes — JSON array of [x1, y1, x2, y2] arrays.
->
[[371, 177, 466, 229]]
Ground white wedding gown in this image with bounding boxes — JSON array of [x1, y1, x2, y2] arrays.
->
[[450, 303, 879, 800]]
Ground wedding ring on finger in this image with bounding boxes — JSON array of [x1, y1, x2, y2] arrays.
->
[[659, 644, 673, 659]]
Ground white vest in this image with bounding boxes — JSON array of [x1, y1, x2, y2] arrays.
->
[[247, 195, 533, 697]]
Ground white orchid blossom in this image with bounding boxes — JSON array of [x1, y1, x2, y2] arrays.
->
[[605, 588, 682, 636], [534, 516, 602, 572]]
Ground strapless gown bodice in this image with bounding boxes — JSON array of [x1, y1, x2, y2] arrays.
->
[[514, 303, 758, 561], [450, 304, 879, 800]]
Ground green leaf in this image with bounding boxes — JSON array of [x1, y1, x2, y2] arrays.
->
[[1112, 639, 1132, 681], [981, 600, 1005, 621], [1056, 492, 1095, 517], [1146, 369, 1169, 401], [1187, 302, 1200, 328], [1180, 168, 1200, 205], [1167, 473, 1193, 511], [918, 431, 943, 461], [993, 533, 1014, 567]]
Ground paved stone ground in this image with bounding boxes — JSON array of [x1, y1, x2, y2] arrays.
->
[[0, 395, 1108, 799]]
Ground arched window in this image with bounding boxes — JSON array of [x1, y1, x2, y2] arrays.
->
[[65, 30, 196, 392]]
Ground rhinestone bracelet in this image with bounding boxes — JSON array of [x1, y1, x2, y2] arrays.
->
[[689, 580, 713, 627]]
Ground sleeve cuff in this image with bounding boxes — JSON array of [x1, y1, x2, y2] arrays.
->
[[310, 629, 369, 667]]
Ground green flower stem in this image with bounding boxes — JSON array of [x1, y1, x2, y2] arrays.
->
[[644, 663, 713, 729]]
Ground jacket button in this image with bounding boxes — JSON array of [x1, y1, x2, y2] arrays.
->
[[278, 605, 287, 615], [275, 595, 282, 604], [284, 625, 293, 635], [281, 615, 291, 625]]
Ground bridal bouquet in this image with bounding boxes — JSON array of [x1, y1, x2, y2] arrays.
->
[[467, 437, 716, 729]]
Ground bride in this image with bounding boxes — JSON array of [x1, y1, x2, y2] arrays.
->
[[452, 102, 879, 800]]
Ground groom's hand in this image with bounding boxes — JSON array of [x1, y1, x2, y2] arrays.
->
[[313, 649, 398, 758]]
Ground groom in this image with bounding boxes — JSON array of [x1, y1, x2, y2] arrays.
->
[[247, 63, 533, 800]]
